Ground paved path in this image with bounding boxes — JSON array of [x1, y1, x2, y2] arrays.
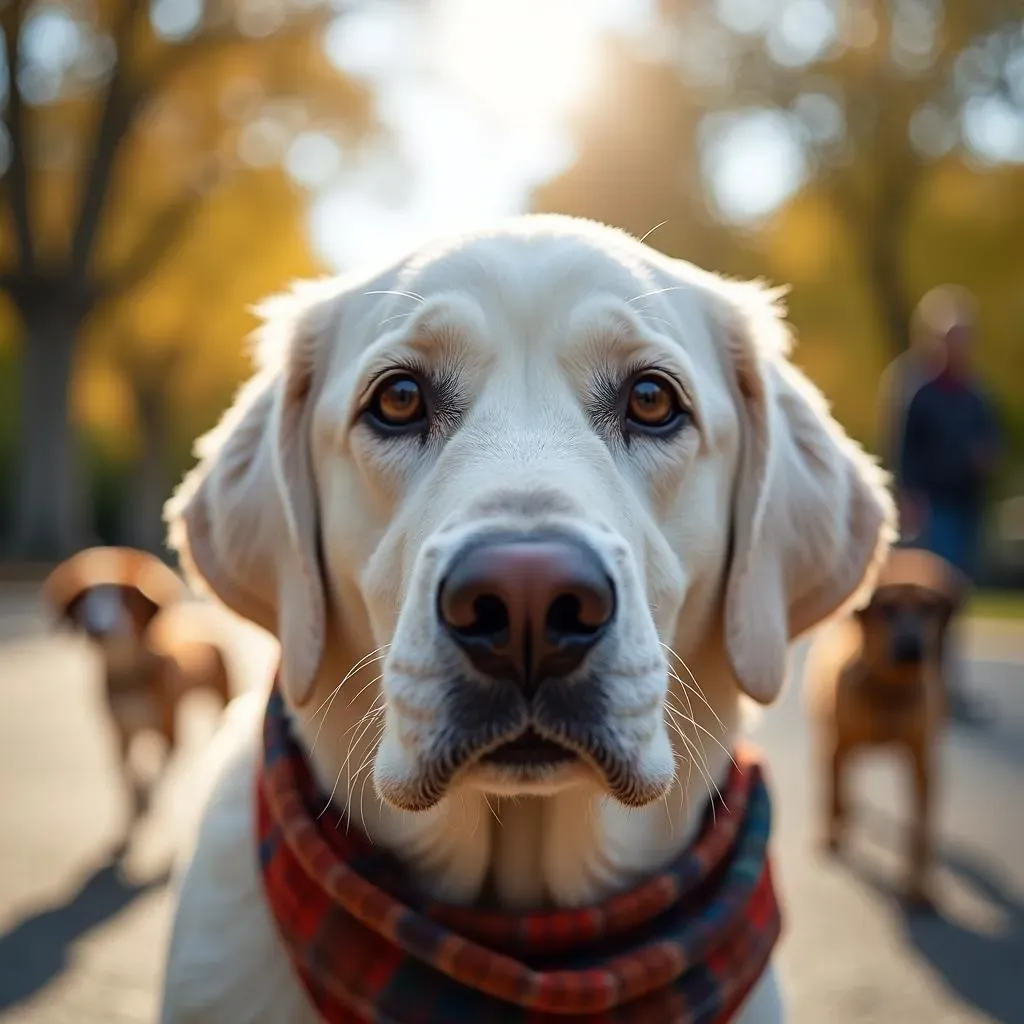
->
[[0, 589, 1021, 1023]]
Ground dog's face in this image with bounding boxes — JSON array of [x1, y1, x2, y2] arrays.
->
[[858, 550, 962, 676], [43, 547, 185, 652], [64, 584, 146, 643], [169, 217, 894, 814]]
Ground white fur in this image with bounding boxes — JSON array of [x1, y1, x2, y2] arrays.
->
[[160, 216, 895, 1022]]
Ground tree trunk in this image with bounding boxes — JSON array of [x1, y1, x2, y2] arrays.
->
[[10, 309, 91, 559], [864, 216, 914, 359], [122, 400, 170, 555]]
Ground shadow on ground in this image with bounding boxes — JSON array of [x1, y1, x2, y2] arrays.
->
[[0, 843, 170, 1012], [845, 809, 1024, 1024]]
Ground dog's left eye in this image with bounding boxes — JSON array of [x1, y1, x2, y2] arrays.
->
[[364, 373, 429, 434], [623, 374, 690, 436]]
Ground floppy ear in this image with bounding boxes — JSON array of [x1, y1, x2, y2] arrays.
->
[[42, 547, 185, 629], [165, 284, 339, 706], [718, 282, 896, 703]]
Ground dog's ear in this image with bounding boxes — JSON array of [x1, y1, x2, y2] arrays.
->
[[165, 283, 340, 706], [714, 281, 896, 704], [42, 547, 184, 631]]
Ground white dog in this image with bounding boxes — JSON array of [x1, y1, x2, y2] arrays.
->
[[160, 216, 894, 1023]]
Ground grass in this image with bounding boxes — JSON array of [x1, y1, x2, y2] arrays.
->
[[966, 589, 1024, 621]]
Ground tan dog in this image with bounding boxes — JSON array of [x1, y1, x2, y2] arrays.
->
[[43, 546, 232, 816], [805, 547, 965, 906]]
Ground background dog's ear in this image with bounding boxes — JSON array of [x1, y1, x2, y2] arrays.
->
[[165, 284, 340, 706], [715, 281, 896, 704], [42, 547, 185, 632]]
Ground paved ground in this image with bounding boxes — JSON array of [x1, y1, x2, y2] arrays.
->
[[0, 586, 1021, 1023]]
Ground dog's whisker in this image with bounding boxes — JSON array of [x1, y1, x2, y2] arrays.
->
[[482, 795, 500, 824], [356, 738, 384, 836], [342, 716, 386, 833], [677, 730, 722, 823], [665, 693, 715, 786], [665, 694, 738, 769], [664, 704, 723, 817], [665, 710, 713, 792], [661, 644, 728, 734], [341, 700, 386, 808], [309, 664, 386, 758], [307, 645, 391, 724], [318, 693, 385, 821]]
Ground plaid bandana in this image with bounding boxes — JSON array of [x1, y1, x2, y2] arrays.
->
[[257, 683, 781, 1023]]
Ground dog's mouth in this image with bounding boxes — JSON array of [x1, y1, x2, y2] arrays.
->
[[480, 728, 578, 767]]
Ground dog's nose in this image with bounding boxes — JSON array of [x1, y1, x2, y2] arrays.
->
[[892, 633, 924, 664], [438, 534, 615, 688]]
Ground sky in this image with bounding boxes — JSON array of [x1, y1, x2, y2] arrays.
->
[[312, 0, 660, 271], [306, 0, 1024, 272]]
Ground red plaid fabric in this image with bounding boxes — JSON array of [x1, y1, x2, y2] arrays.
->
[[257, 684, 781, 1023]]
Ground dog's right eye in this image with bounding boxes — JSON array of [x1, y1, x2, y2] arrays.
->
[[363, 373, 429, 434]]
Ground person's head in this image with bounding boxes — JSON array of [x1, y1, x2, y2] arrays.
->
[[913, 285, 976, 379]]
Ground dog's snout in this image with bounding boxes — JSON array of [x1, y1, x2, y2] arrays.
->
[[438, 534, 615, 688], [891, 632, 924, 665]]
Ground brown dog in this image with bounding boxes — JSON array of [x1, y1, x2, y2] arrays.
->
[[43, 546, 232, 817], [805, 547, 965, 906]]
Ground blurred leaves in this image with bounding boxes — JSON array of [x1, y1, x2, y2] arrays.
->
[[536, 0, 1024, 467], [0, 0, 377, 553]]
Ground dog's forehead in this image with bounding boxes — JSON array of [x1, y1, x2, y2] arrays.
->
[[405, 230, 648, 304], [332, 228, 729, 393]]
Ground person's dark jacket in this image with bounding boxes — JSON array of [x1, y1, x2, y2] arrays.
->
[[899, 374, 1001, 508]]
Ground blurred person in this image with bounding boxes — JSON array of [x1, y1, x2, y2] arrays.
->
[[876, 288, 951, 537], [897, 288, 1003, 717]]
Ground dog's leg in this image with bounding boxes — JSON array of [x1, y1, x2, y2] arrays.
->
[[906, 741, 934, 908], [116, 726, 148, 827], [825, 740, 847, 854]]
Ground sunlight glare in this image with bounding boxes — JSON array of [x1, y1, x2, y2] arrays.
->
[[433, 0, 600, 127]]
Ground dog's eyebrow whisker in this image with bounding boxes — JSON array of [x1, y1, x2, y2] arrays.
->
[[362, 288, 426, 304], [626, 284, 690, 305], [631, 306, 676, 332], [637, 219, 669, 245]]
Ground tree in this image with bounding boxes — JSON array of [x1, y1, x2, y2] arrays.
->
[[535, 1, 1024, 452], [80, 161, 325, 551], [0, 0, 373, 558]]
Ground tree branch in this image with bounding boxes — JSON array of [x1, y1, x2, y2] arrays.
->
[[69, 0, 147, 286], [96, 186, 209, 299], [142, 8, 332, 93], [2, 0, 34, 273]]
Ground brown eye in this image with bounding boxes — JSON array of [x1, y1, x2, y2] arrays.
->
[[624, 374, 688, 435], [366, 373, 427, 433]]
